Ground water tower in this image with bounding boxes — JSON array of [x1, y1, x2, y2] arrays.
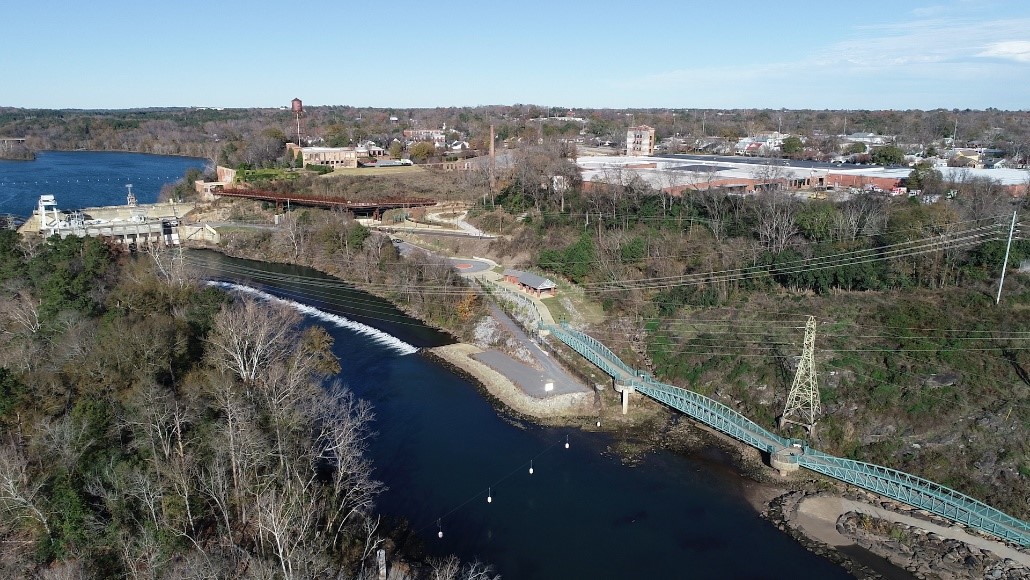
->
[[291, 98, 303, 145]]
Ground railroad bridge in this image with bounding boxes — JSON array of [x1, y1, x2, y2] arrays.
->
[[216, 188, 435, 219], [543, 322, 1030, 547]]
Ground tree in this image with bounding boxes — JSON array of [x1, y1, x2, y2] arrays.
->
[[871, 145, 905, 166], [752, 192, 799, 253], [781, 136, 803, 158], [907, 161, 943, 193], [206, 297, 301, 385], [845, 142, 867, 155], [409, 142, 436, 163]]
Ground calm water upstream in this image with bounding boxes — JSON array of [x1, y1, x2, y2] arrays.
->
[[0, 152, 851, 579], [0, 150, 207, 217]]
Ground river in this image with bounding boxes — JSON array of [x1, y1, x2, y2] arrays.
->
[[189, 250, 850, 579], [0, 152, 851, 578]]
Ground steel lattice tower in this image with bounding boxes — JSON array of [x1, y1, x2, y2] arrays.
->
[[780, 316, 820, 433]]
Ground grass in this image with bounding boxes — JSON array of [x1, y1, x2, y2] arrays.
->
[[540, 295, 571, 323], [320, 166, 425, 177]]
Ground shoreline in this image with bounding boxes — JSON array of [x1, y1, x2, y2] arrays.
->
[[33, 148, 211, 162], [424, 344, 594, 421]]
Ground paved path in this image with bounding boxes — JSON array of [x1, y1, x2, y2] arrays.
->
[[392, 239, 493, 274], [472, 304, 587, 397], [796, 495, 1030, 566], [427, 209, 491, 237]]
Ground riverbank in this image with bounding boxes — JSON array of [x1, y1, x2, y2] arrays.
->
[[426, 343, 594, 420], [771, 489, 1030, 579]]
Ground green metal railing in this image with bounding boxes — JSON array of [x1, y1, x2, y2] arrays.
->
[[544, 323, 1030, 547]]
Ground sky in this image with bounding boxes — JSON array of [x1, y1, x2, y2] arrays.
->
[[3, 0, 1030, 110]]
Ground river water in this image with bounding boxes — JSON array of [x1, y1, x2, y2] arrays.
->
[[0, 152, 851, 579]]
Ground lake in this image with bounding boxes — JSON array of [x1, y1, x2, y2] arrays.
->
[[0, 150, 208, 217]]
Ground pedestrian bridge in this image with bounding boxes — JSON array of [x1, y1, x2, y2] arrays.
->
[[544, 323, 1030, 547]]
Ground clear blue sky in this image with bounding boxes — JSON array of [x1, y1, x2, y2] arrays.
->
[[4, 0, 1029, 110]]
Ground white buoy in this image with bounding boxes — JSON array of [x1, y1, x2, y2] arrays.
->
[[565, 435, 570, 449], [529, 460, 534, 475], [487, 487, 492, 503], [437, 519, 443, 538]]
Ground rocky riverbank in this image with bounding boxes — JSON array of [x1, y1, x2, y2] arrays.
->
[[767, 489, 1030, 579]]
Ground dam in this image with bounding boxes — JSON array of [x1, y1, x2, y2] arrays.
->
[[17, 188, 208, 247]]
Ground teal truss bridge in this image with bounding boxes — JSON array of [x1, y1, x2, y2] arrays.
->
[[543, 323, 1030, 547]]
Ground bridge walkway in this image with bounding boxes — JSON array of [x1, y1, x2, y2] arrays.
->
[[543, 322, 1030, 548]]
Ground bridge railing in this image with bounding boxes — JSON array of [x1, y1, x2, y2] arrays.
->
[[797, 449, 1030, 546], [552, 324, 636, 379], [632, 375, 789, 453], [546, 322, 1030, 547], [547, 324, 626, 379]]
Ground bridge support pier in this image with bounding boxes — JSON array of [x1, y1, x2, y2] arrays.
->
[[614, 383, 635, 415], [769, 444, 804, 477]]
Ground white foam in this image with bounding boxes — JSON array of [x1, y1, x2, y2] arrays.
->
[[207, 281, 419, 356]]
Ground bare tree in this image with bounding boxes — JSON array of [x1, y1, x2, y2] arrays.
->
[[0, 444, 50, 537], [752, 192, 799, 253], [206, 298, 301, 385], [0, 289, 42, 335]]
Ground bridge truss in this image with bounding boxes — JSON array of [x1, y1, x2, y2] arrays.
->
[[545, 323, 1030, 547]]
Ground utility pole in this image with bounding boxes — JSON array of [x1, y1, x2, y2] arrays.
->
[[996, 210, 1018, 305], [488, 124, 496, 207], [780, 316, 820, 434]]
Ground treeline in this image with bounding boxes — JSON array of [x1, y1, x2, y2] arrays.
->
[[0, 232, 495, 579], [476, 161, 1025, 308], [6, 105, 1030, 173]]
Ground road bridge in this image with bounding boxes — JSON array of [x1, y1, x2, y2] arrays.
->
[[544, 322, 1030, 547]]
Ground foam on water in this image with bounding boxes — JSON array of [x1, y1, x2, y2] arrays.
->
[[207, 281, 419, 356]]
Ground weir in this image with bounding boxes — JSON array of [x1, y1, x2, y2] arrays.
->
[[208, 281, 419, 355], [544, 322, 1030, 547]]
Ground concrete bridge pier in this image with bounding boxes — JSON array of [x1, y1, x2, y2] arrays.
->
[[769, 442, 804, 477], [614, 382, 635, 415]]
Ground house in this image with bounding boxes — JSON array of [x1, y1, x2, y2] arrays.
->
[[948, 148, 982, 168], [502, 269, 557, 298], [841, 132, 890, 147], [403, 128, 448, 148], [735, 132, 787, 156], [356, 141, 387, 158]]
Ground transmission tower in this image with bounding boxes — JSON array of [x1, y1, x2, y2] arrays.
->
[[779, 316, 820, 433]]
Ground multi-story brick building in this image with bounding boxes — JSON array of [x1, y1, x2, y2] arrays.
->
[[626, 125, 656, 156]]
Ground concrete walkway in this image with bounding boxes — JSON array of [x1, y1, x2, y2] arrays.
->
[[796, 495, 1030, 567]]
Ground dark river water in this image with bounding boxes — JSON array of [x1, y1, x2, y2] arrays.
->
[[1, 152, 851, 579]]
